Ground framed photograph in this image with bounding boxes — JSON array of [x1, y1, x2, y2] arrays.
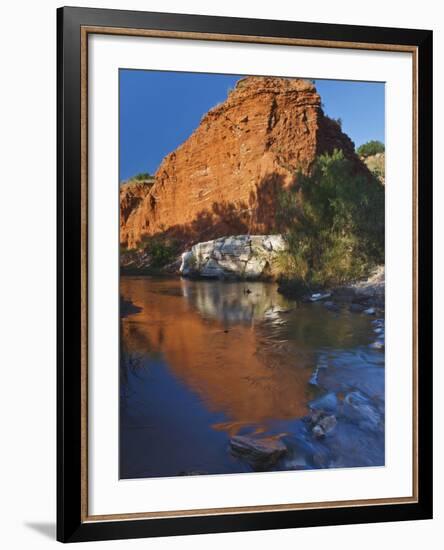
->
[[57, 6, 433, 543]]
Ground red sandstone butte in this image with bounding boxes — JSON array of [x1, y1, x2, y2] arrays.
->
[[120, 76, 366, 249]]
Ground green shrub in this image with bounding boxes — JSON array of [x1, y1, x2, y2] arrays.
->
[[142, 237, 178, 269], [357, 140, 385, 158], [276, 149, 384, 289], [132, 172, 153, 181]]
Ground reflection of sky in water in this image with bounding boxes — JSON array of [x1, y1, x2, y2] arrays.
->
[[120, 277, 383, 479]]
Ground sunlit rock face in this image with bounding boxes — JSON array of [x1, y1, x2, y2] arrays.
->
[[120, 180, 152, 223], [180, 235, 287, 280], [120, 76, 364, 249]]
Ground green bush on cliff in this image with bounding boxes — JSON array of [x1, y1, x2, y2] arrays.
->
[[141, 237, 178, 269], [276, 149, 384, 288], [132, 172, 153, 181], [356, 140, 385, 158]]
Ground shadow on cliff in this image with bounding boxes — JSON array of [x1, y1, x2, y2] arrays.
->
[[143, 173, 289, 250]]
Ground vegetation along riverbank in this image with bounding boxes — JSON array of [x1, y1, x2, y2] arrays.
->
[[118, 75, 385, 477]]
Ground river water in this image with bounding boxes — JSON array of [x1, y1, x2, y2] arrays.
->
[[119, 276, 385, 479]]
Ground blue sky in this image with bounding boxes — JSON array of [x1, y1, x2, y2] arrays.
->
[[119, 70, 384, 182]]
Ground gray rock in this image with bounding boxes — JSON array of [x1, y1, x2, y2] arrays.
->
[[308, 357, 329, 387], [319, 415, 337, 433], [243, 256, 268, 278], [262, 235, 287, 252], [306, 409, 324, 426], [342, 391, 382, 432], [308, 370, 319, 386], [312, 415, 337, 438], [200, 258, 224, 277], [229, 435, 287, 468], [178, 251, 194, 276], [309, 292, 332, 302], [308, 392, 339, 413], [369, 340, 384, 350], [309, 366, 325, 386], [312, 425, 325, 438], [180, 235, 287, 280], [364, 307, 376, 315], [334, 266, 385, 309]]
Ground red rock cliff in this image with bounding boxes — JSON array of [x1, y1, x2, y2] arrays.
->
[[120, 76, 364, 249]]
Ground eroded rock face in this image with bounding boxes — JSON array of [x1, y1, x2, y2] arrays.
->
[[180, 235, 287, 279], [121, 76, 364, 249], [120, 180, 154, 242]]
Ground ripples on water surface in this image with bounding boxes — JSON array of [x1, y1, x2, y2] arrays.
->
[[119, 276, 384, 479]]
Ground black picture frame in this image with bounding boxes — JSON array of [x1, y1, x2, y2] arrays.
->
[[57, 5, 433, 543]]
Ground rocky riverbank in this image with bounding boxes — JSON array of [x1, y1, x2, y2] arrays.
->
[[121, 276, 385, 475], [228, 322, 385, 471], [278, 265, 385, 310], [179, 235, 384, 310], [122, 235, 385, 318], [331, 265, 385, 309], [225, 266, 386, 471]]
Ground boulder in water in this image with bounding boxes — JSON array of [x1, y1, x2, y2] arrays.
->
[[229, 435, 287, 468], [308, 392, 339, 414], [180, 235, 287, 280], [342, 391, 382, 432]]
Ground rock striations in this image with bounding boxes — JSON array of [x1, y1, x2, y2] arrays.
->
[[120, 179, 154, 241], [120, 76, 366, 249], [180, 235, 287, 280]]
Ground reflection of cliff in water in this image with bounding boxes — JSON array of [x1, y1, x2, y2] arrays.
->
[[120, 277, 372, 435], [120, 278, 313, 431]]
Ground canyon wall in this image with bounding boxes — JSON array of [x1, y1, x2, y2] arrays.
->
[[120, 76, 367, 249]]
